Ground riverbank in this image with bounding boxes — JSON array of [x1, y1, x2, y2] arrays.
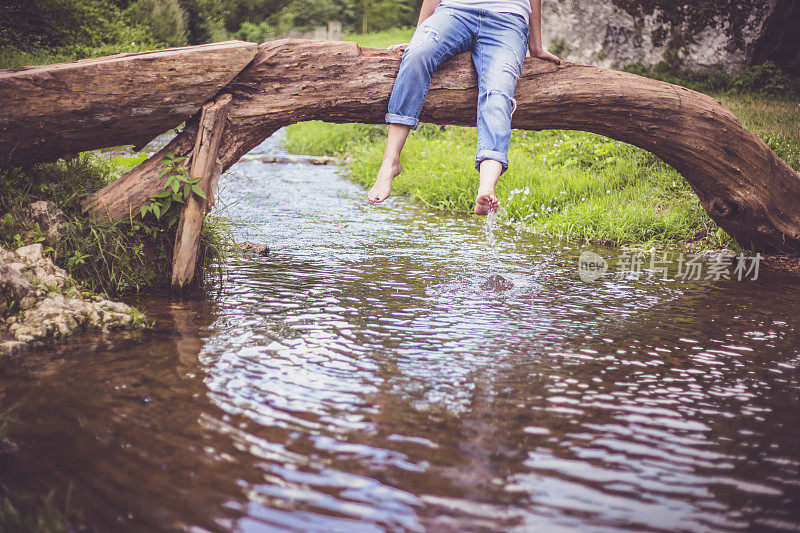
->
[[0, 151, 233, 353], [283, 30, 800, 251], [0, 152, 229, 295]]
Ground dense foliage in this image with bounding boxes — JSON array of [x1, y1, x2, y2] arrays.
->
[[624, 61, 800, 98], [0, 0, 423, 67]]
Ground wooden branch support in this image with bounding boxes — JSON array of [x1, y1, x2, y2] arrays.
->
[[170, 94, 232, 291]]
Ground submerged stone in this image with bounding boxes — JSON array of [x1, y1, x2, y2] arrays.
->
[[238, 241, 270, 256], [481, 274, 514, 292]]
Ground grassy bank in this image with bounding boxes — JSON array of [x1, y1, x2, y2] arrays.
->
[[285, 123, 734, 248], [0, 152, 229, 295], [284, 33, 800, 249]]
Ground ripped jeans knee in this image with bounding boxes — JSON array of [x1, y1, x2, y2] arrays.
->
[[487, 88, 517, 115], [474, 87, 519, 173]]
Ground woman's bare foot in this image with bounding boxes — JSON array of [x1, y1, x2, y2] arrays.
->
[[368, 158, 402, 203], [474, 190, 500, 216]]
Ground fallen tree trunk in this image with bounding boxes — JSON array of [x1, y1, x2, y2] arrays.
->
[[0, 41, 257, 165], [171, 94, 232, 291], [27, 39, 800, 251]]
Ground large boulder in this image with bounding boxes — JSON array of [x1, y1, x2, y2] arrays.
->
[[542, 0, 800, 75]]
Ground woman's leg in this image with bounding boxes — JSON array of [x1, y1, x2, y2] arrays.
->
[[368, 124, 411, 203], [470, 13, 529, 215], [475, 159, 503, 215], [368, 6, 475, 203]]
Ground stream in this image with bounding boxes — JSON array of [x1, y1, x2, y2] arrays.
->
[[1, 131, 799, 532]]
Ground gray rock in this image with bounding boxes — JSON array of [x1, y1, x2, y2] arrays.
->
[[20, 200, 67, 246], [13, 243, 71, 290], [0, 245, 144, 355], [16, 243, 43, 262], [541, 1, 799, 75], [0, 263, 33, 297], [0, 262, 34, 315]]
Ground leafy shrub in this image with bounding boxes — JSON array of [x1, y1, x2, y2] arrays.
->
[[0, 153, 228, 294], [0, 0, 161, 53], [623, 61, 800, 97], [231, 20, 275, 42], [730, 61, 800, 96], [282, 0, 356, 31]]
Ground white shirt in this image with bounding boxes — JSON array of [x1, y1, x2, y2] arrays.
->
[[439, 0, 531, 23]]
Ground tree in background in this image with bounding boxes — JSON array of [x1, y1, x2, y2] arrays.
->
[[126, 0, 188, 47], [286, 0, 356, 32], [360, 0, 416, 33], [227, 0, 421, 42], [177, 0, 225, 44], [0, 0, 192, 61], [0, 0, 426, 65], [223, 0, 293, 33], [0, 0, 147, 51]]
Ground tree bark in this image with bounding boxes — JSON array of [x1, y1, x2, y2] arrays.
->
[[0, 41, 257, 165], [13, 38, 795, 252], [171, 94, 232, 291]]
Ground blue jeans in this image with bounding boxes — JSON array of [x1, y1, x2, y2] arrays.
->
[[385, 3, 529, 173]]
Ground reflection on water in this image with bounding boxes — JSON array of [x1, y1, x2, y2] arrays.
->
[[1, 131, 800, 531]]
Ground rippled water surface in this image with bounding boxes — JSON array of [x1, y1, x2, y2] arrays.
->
[[2, 132, 800, 532]]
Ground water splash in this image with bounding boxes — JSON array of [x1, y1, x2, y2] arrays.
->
[[483, 209, 499, 260]]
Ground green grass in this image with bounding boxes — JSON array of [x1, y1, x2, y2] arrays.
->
[[623, 61, 800, 99], [0, 493, 72, 533], [719, 93, 800, 170], [344, 28, 415, 49], [284, 123, 733, 248], [284, 97, 799, 250]]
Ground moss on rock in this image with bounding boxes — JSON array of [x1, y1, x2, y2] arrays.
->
[[0, 243, 147, 355]]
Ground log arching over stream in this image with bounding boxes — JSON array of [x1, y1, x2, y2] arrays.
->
[[1, 39, 798, 251]]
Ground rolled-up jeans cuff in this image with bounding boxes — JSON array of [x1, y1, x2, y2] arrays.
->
[[475, 150, 509, 173], [385, 113, 419, 129]]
